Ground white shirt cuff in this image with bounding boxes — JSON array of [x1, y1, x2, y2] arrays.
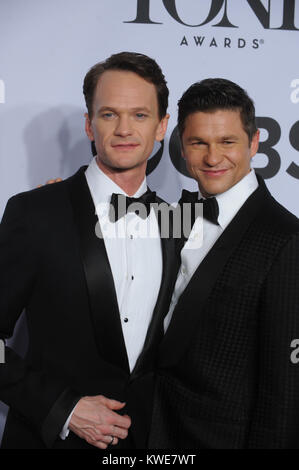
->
[[59, 404, 77, 440]]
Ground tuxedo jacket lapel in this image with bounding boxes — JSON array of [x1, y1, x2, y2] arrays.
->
[[67, 167, 130, 373], [159, 178, 271, 368]]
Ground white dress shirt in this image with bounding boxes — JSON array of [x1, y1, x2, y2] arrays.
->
[[164, 170, 259, 332], [85, 157, 162, 370], [60, 157, 162, 439]]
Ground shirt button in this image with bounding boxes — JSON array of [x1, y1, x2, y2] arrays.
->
[[181, 266, 186, 275], [131, 275, 134, 280], [124, 318, 129, 323], [130, 235, 133, 240]]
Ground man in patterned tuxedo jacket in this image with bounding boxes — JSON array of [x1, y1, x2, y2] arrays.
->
[[150, 78, 299, 449]]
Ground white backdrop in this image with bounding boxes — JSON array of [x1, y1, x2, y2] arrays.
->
[[0, 0, 298, 443]]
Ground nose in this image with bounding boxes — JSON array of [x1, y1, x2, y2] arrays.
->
[[114, 115, 133, 137], [204, 144, 223, 166]]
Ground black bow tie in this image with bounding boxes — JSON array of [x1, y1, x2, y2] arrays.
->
[[109, 189, 157, 222], [180, 189, 219, 226]]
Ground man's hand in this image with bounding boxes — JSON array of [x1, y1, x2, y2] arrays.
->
[[37, 178, 62, 188], [68, 395, 131, 449]]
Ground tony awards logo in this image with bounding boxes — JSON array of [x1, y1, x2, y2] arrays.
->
[[125, 0, 299, 31]]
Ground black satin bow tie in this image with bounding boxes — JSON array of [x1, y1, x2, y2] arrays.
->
[[109, 189, 157, 222], [180, 189, 219, 225]]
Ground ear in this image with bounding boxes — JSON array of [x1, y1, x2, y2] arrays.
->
[[250, 129, 260, 159], [155, 114, 170, 142], [85, 112, 94, 141]]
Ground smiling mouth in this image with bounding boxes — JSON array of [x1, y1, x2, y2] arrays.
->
[[202, 169, 229, 176]]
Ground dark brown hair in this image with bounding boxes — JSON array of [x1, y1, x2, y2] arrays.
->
[[83, 51, 169, 119], [178, 78, 257, 143]]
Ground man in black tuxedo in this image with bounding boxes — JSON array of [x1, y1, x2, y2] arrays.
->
[[150, 79, 299, 448], [0, 52, 175, 449]]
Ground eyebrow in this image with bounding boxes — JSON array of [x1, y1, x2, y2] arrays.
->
[[185, 134, 239, 142], [96, 106, 152, 116], [185, 136, 205, 143], [220, 135, 239, 140]]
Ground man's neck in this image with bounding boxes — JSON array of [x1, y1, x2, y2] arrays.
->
[[96, 157, 146, 196]]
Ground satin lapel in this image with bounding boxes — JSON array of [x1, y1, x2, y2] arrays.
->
[[158, 178, 271, 367], [131, 199, 180, 377], [67, 168, 130, 373]]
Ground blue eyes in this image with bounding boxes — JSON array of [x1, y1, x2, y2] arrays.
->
[[100, 112, 147, 120], [102, 113, 114, 119]]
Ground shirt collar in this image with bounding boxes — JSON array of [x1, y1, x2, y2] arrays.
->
[[198, 170, 259, 229], [85, 157, 148, 205]]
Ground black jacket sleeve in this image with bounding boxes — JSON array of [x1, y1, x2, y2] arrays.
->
[[0, 195, 80, 448]]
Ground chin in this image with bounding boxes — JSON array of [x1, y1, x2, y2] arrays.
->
[[201, 184, 224, 197], [114, 161, 143, 172], [201, 176, 232, 196]]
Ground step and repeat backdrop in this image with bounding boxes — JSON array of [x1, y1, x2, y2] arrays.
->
[[0, 0, 298, 442]]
